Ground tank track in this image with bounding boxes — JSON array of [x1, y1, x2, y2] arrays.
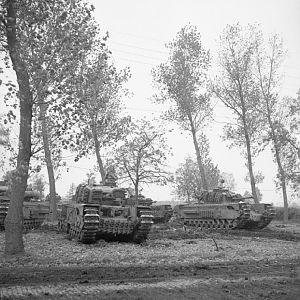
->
[[98, 219, 135, 235], [245, 205, 276, 229], [61, 207, 100, 244], [59, 207, 154, 244], [96, 209, 154, 243], [0, 200, 9, 230], [132, 209, 154, 243], [182, 206, 251, 230], [1, 204, 45, 231], [23, 218, 45, 231]]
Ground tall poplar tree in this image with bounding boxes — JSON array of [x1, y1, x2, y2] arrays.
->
[[1, 0, 33, 254], [253, 33, 297, 221], [64, 46, 131, 182], [152, 25, 211, 190], [0, 0, 101, 253], [211, 23, 264, 203]]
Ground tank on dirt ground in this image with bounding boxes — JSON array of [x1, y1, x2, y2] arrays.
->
[[0, 180, 49, 230], [58, 174, 153, 244], [173, 188, 275, 230]]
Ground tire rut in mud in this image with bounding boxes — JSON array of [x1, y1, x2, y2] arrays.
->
[[0, 259, 298, 287]]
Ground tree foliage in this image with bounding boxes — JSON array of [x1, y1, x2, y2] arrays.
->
[[28, 173, 46, 199], [0, 0, 102, 254], [211, 23, 267, 203], [112, 119, 172, 203], [61, 45, 131, 181], [16, 0, 100, 222], [65, 182, 76, 201], [220, 172, 236, 190], [264, 94, 300, 199], [173, 155, 221, 203], [252, 32, 297, 221], [152, 24, 211, 189]]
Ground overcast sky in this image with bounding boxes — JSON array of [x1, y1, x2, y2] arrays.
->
[[1, 0, 300, 206]]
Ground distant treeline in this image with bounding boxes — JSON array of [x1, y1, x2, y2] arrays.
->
[[274, 207, 300, 222]]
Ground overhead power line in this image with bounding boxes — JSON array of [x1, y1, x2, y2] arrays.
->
[[109, 41, 168, 54], [115, 56, 157, 67], [109, 30, 166, 43], [111, 48, 163, 61]]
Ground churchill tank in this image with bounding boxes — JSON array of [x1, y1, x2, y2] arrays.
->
[[58, 175, 153, 244], [173, 188, 275, 230], [0, 180, 49, 230]]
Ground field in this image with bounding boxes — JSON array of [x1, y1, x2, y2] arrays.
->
[[0, 221, 300, 299]]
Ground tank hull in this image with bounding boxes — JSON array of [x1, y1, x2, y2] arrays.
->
[[173, 204, 276, 230], [58, 182, 153, 244], [176, 188, 276, 230], [0, 187, 49, 231], [58, 203, 153, 244], [174, 202, 251, 229]]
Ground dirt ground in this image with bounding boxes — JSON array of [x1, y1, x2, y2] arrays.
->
[[0, 221, 300, 299]]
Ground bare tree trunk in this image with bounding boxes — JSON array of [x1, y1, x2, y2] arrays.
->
[[132, 182, 139, 221], [188, 117, 208, 190], [268, 117, 289, 222], [255, 35, 289, 222], [134, 183, 139, 205], [4, 0, 33, 255], [92, 124, 105, 182], [243, 120, 259, 203], [40, 103, 57, 222]]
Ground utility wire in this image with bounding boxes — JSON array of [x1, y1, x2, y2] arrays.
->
[[109, 30, 166, 43], [109, 41, 168, 54], [111, 48, 163, 61], [115, 56, 157, 66]]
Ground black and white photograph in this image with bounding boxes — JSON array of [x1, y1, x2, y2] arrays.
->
[[0, 0, 299, 299]]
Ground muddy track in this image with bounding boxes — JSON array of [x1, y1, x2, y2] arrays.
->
[[1, 259, 299, 300], [0, 258, 298, 286]]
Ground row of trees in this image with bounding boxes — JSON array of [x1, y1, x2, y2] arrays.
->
[[0, 1, 298, 255], [152, 24, 299, 220]]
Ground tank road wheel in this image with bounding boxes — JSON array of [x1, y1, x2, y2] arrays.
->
[[131, 229, 143, 244], [58, 219, 63, 232], [223, 220, 229, 229], [231, 219, 239, 229], [132, 224, 149, 244], [69, 225, 75, 240], [77, 230, 84, 242], [208, 220, 213, 229]]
